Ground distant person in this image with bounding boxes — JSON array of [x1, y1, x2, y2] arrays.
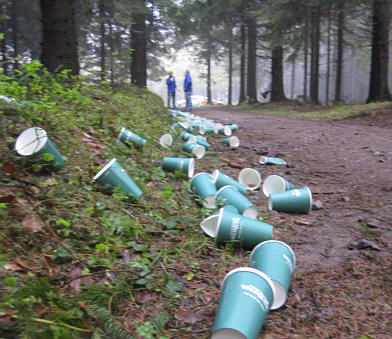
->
[[184, 70, 192, 111], [166, 71, 176, 109]]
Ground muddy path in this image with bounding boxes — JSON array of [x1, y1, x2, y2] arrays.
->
[[192, 106, 392, 337], [195, 107, 392, 271]]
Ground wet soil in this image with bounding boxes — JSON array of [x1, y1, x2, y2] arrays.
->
[[192, 104, 392, 337]]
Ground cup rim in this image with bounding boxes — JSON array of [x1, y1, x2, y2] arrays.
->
[[229, 136, 240, 147], [15, 127, 48, 156], [118, 127, 126, 140], [262, 175, 286, 197], [187, 158, 195, 178], [93, 158, 117, 181], [259, 156, 267, 164], [215, 185, 239, 199], [221, 267, 277, 307], [159, 133, 173, 147], [200, 213, 220, 237], [238, 168, 262, 190], [193, 144, 206, 159], [211, 169, 220, 183], [250, 240, 296, 269], [242, 205, 258, 219]]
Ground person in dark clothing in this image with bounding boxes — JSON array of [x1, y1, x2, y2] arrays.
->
[[166, 72, 176, 109], [184, 70, 192, 111]]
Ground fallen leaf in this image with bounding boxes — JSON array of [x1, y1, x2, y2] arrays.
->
[[27, 186, 40, 194], [0, 194, 15, 203], [70, 268, 82, 293], [4, 262, 24, 271], [22, 215, 48, 235], [15, 258, 36, 271], [228, 162, 246, 169], [135, 292, 154, 304], [15, 197, 31, 207], [188, 282, 208, 289], [82, 132, 94, 139], [2, 161, 18, 175], [176, 311, 205, 324]]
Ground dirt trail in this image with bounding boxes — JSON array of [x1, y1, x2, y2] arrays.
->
[[194, 107, 392, 271]]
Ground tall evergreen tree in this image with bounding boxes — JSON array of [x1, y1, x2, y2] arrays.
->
[[40, 0, 79, 75], [367, 0, 391, 102]]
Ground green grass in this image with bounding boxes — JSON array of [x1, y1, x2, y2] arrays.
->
[[248, 101, 392, 119]]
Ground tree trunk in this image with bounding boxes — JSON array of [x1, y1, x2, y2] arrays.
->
[[303, 7, 309, 101], [228, 23, 233, 105], [239, 22, 246, 103], [11, 0, 19, 71], [130, 0, 147, 87], [206, 40, 212, 104], [367, 0, 391, 102], [0, 2, 9, 75], [326, 5, 331, 104], [99, 0, 106, 82], [335, 1, 344, 103], [290, 58, 295, 100], [247, 13, 257, 104], [40, 0, 79, 75], [310, 7, 320, 104], [270, 45, 286, 102]]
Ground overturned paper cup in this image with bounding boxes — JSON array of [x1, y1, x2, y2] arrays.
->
[[215, 185, 258, 219], [199, 125, 215, 134], [268, 187, 312, 214], [262, 175, 295, 197], [190, 172, 217, 208], [180, 131, 195, 142], [162, 157, 195, 178], [259, 156, 287, 165], [93, 158, 142, 199], [159, 134, 173, 148], [183, 142, 206, 159], [218, 126, 232, 136], [222, 136, 240, 148], [201, 209, 273, 249], [212, 169, 247, 195], [229, 124, 238, 131], [118, 127, 147, 148], [250, 240, 295, 310], [212, 267, 275, 339], [238, 168, 262, 191], [15, 127, 65, 171]]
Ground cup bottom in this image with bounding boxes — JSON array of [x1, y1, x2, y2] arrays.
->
[[243, 206, 258, 219], [271, 280, 287, 310], [203, 195, 216, 209], [212, 329, 246, 339]]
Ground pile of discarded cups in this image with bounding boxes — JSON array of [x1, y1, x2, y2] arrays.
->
[[14, 108, 313, 339]]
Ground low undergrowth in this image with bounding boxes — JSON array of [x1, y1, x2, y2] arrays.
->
[[0, 62, 246, 338]]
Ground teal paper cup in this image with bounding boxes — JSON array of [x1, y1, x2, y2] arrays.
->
[[229, 124, 238, 131], [212, 169, 247, 195], [250, 240, 296, 310], [218, 126, 232, 136], [93, 158, 142, 199], [190, 172, 217, 208], [199, 125, 215, 134], [118, 127, 147, 148], [259, 156, 287, 165], [159, 133, 173, 148], [222, 136, 240, 148], [212, 205, 240, 216], [15, 127, 65, 171], [162, 157, 195, 178], [201, 209, 273, 249], [211, 267, 275, 339], [193, 136, 210, 150], [215, 186, 258, 219], [238, 168, 262, 191], [262, 175, 296, 197], [268, 187, 312, 213], [183, 142, 206, 159], [180, 131, 194, 142]]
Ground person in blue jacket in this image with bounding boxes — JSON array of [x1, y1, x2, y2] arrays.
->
[[184, 70, 192, 111], [166, 72, 176, 109]]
